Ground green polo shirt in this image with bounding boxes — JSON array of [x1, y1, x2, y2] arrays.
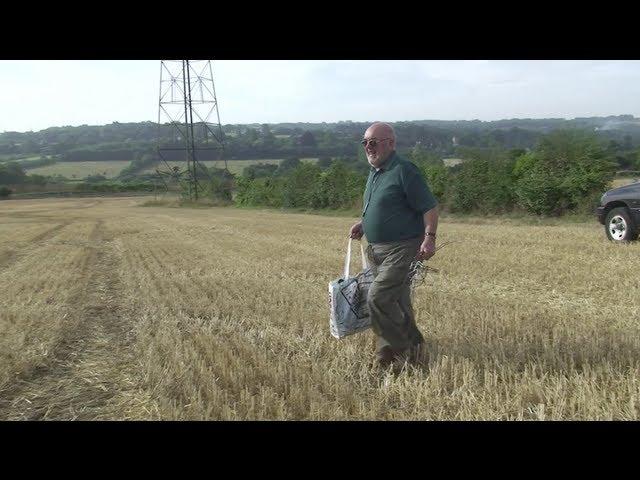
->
[[362, 151, 438, 244]]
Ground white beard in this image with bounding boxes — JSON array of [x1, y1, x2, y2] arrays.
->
[[367, 154, 380, 167]]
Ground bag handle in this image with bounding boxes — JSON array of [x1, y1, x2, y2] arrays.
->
[[344, 238, 369, 279], [361, 242, 368, 270]]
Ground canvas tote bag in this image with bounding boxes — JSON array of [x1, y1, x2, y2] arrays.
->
[[328, 238, 374, 339]]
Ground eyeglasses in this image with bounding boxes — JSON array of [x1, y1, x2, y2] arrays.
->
[[361, 138, 392, 148]]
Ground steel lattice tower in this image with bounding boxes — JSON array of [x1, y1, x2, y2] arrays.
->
[[156, 60, 227, 200]]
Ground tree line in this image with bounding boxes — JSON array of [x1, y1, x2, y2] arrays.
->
[[0, 125, 628, 216], [2, 116, 640, 171], [231, 130, 617, 216]]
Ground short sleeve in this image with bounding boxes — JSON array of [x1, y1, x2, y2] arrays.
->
[[401, 162, 438, 214]]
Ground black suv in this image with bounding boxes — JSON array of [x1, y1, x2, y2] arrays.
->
[[596, 181, 640, 242]]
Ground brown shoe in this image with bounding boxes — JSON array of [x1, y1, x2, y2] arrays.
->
[[375, 346, 396, 369]]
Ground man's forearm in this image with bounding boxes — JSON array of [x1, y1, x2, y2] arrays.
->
[[423, 206, 439, 236]]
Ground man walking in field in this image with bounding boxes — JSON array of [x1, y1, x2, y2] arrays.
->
[[349, 122, 439, 369]]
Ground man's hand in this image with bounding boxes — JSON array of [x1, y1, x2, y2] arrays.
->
[[349, 221, 364, 240], [417, 235, 436, 261]]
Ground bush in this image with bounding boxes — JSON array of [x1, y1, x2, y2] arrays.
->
[[26, 174, 48, 186], [309, 160, 350, 208], [200, 170, 234, 202], [317, 156, 333, 169], [448, 151, 516, 214], [0, 162, 26, 185], [282, 163, 321, 208], [275, 156, 301, 176], [243, 163, 278, 179], [513, 130, 616, 215], [235, 176, 284, 208], [85, 174, 108, 183], [0, 185, 12, 198], [416, 162, 449, 204], [226, 133, 615, 217]]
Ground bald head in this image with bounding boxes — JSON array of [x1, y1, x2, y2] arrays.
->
[[363, 122, 396, 168], [365, 122, 396, 141]]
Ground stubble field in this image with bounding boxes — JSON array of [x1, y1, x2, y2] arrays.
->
[[1, 196, 639, 420]]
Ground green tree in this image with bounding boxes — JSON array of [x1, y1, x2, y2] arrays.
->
[[299, 131, 317, 147], [420, 163, 449, 203], [205, 172, 234, 203], [283, 162, 321, 208], [309, 160, 351, 209], [26, 174, 48, 186], [409, 143, 443, 166], [514, 130, 616, 215], [260, 124, 275, 148], [246, 128, 259, 144], [317, 156, 333, 169], [276, 156, 301, 176], [0, 162, 26, 184], [317, 130, 337, 149], [449, 149, 516, 214]]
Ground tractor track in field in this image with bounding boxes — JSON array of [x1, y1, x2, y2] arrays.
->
[[0, 219, 147, 420]]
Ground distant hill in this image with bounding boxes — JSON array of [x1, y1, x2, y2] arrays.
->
[[1, 115, 639, 164]]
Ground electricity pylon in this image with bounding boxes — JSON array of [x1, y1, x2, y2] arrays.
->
[[156, 60, 227, 200]]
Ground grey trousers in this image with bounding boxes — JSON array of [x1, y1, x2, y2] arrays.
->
[[366, 236, 425, 353]]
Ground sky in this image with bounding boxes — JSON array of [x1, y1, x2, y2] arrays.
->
[[1, 60, 640, 133]]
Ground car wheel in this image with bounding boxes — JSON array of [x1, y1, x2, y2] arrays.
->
[[605, 207, 639, 242]]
